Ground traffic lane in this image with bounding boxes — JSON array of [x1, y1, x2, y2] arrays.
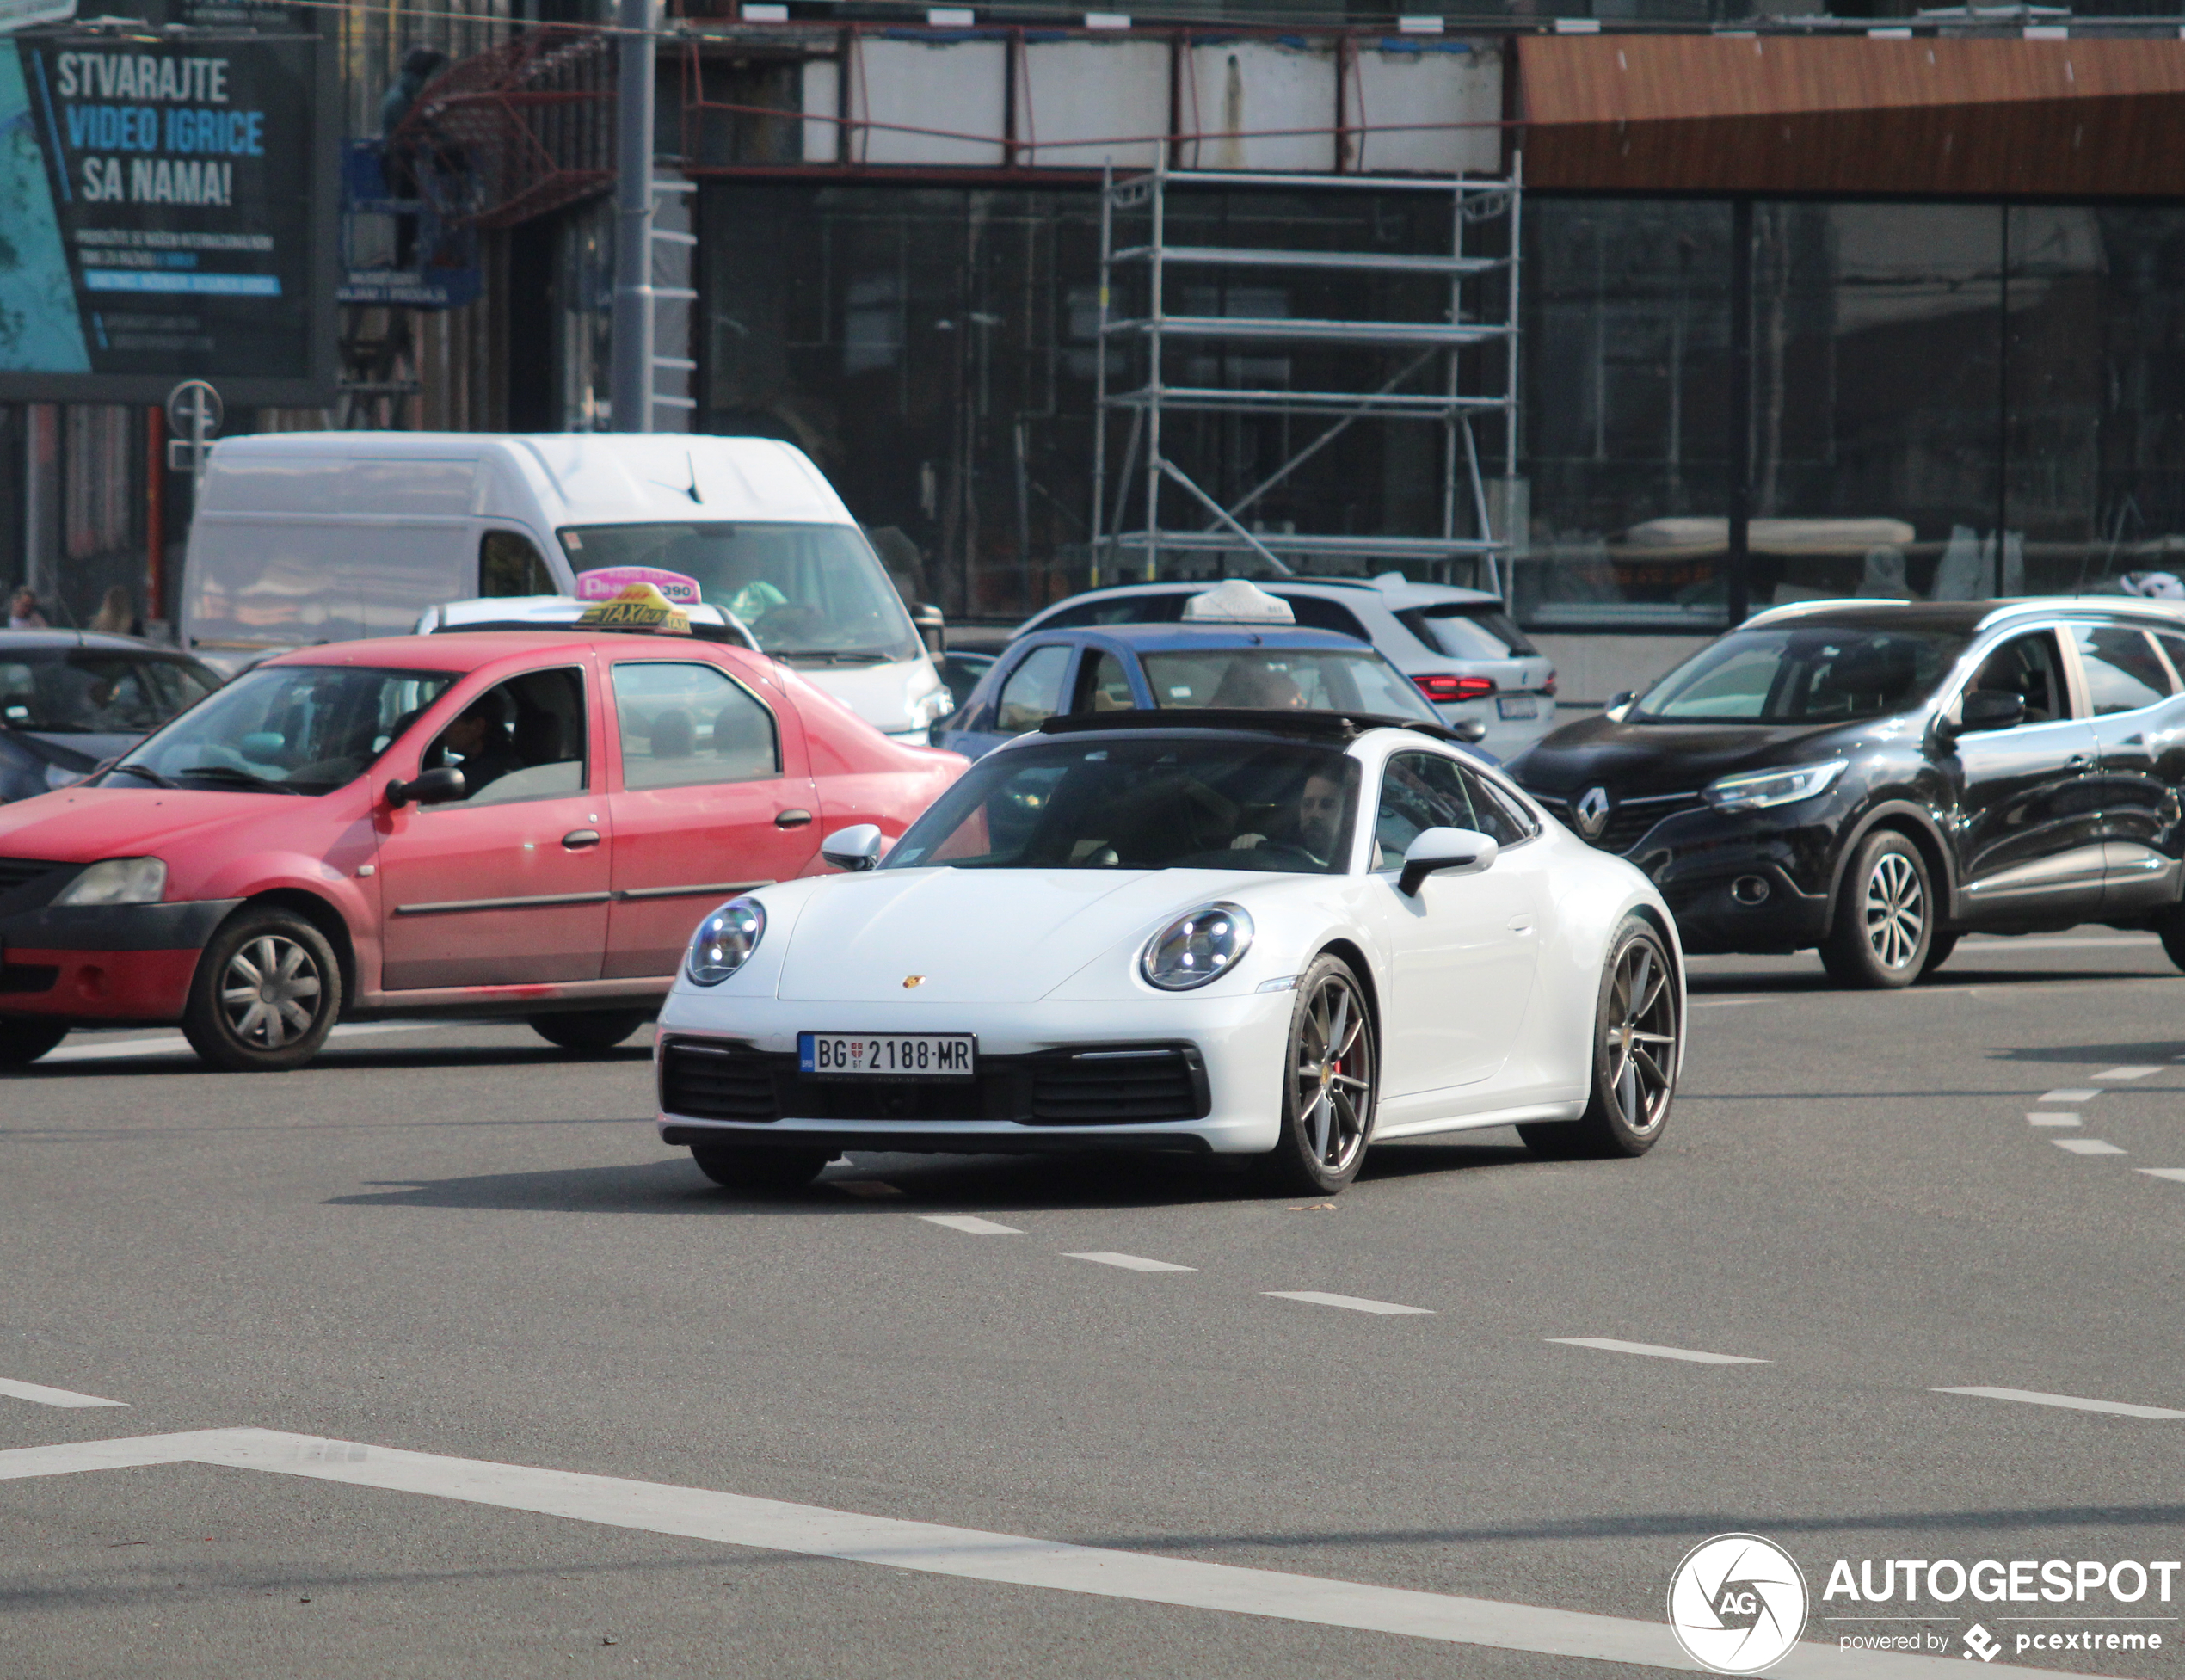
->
[[5, 956, 2183, 1671]]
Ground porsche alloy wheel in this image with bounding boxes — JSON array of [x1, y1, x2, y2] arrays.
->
[[182, 909, 342, 1073], [1522, 919, 1678, 1160], [1265, 955, 1376, 1194]]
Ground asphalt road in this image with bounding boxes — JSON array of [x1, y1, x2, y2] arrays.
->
[[4, 932, 2183, 1679]]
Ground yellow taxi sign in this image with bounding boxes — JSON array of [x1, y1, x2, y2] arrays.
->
[[575, 582, 692, 635]]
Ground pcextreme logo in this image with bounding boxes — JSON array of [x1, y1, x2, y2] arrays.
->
[[1667, 1533, 1811, 1674]]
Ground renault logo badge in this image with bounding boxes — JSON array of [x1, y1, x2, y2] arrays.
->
[[1574, 786, 1612, 840], [902, 975, 926, 989]]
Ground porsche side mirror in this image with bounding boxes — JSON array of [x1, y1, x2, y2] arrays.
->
[[822, 823, 885, 872], [386, 766, 465, 809], [1447, 717, 1488, 744], [1956, 690, 2026, 735], [1608, 690, 1635, 711], [1399, 827, 1498, 896]]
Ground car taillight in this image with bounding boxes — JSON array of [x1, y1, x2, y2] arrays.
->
[[1413, 673, 1495, 704], [1543, 673, 1558, 698]]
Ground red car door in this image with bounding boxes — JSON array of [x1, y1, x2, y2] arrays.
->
[[601, 653, 821, 980], [373, 656, 613, 990]]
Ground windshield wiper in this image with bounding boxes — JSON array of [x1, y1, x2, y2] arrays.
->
[[769, 649, 892, 664], [108, 761, 175, 788], [175, 764, 302, 795]]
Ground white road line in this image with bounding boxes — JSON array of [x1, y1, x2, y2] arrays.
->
[[1935, 1387, 2185, 1421], [1546, 1338, 1768, 1367], [1065, 1252, 1195, 1273], [2026, 1113, 2081, 1128], [2053, 1139, 2127, 1155], [42, 1020, 465, 1065], [1958, 932, 2160, 951], [1691, 998, 1772, 1009], [2041, 1088, 2101, 1104], [1265, 1291, 1432, 1316], [919, 1215, 1023, 1235], [832, 1180, 902, 1199], [2135, 1168, 2185, 1184], [0, 1427, 2048, 1676], [2096, 1066, 2161, 1080], [0, 1376, 127, 1408]]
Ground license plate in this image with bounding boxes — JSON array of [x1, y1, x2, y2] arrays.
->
[[1497, 696, 1541, 720], [798, 1032, 976, 1079]]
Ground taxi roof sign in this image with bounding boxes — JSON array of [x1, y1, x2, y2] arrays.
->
[[575, 566, 701, 606], [575, 582, 692, 635]]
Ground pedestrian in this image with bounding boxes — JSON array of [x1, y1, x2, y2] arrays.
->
[[7, 588, 46, 631], [90, 585, 143, 637]]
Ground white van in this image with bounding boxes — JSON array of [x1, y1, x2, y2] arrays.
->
[[181, 432, 954, 741]]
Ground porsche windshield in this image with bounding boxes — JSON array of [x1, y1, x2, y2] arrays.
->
[[1634, 625, 1968, 724], [883, 737, 1362, 874], [110, 666, 457, 795], [557, 522, 920, 662]]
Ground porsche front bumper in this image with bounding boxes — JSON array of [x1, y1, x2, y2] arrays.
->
[[652, 989, 1296, 1155]]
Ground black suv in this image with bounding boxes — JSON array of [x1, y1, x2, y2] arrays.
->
[[1508, 599, 2185, 987]]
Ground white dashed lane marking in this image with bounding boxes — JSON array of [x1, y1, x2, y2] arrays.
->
[[1546, 1338, 1768, 1366], [1265, 1291, 1433, 1316], [0, 1376, 127, 1408], [2135, 1168, 2185, 1184], [42, 1021, 463, 1064], [2053, 1139, 2127, 1155], [832, 1180, 902, 1199], [2026, 1113, 2081, 1127], [1065, 1252, 1195, 1273], [1935, 1386, 2185, 1421], [2096, 1066, 2161, 1080], [2041, 1088, 2102, 1104], [919, 1215, 1024, 1235]]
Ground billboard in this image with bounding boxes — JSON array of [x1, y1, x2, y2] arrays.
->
[[0, 25, 335, 403]]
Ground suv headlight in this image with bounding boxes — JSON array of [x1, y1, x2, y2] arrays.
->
[[1702, 760, 1848, 812], [1142, 903, 1253, 991], [687, 897, 765, 985], [54, 857, 167, 906]]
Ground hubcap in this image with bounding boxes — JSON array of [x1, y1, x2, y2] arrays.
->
[[1862, 852, 1925, 969], [218, 935, 323, 1050], [1603, 939, 1677, 1136], [1292, 975, 1374, 1173]]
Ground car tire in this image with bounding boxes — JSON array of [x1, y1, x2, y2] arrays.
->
[[2157, 905, 2185, 975], [689, 1142, 834, 1191], [1919, 931, 1959, 979], [528, 1010, 652, 1053], [0, 1018, 69, 1067], [1519, 917, 1680, 1160], [182, 908, 342, 1072], [1260, 953, 1377, 1196], [1819, 830, 1933, 989]]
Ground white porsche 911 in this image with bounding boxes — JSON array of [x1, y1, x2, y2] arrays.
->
[[654, 710, 1683, 1195]]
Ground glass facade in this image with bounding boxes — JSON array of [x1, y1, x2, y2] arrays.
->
[[696, 182, 2185, 629]]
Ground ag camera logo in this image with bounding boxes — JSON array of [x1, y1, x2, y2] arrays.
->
[[1668, 1533, 1810, 1673]]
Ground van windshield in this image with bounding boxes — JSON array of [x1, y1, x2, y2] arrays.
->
[[557, 523, 920, 662]]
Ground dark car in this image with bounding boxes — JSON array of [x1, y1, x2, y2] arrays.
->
[[1506, 598, 2185, 987], [934, 623, 1457, 760], [0, 631, 223, 804]]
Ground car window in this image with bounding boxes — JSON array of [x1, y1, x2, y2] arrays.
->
[[1077, 650, 1136, 712], [1142, 647, 1441, 723], [1394, 603, 1538, 660], [1372, 751, 1526, 871], [0, 651, 218, 733], [1966, 631, 2068, 724], [479, 532, 557, 598], [611, 662, 779, 791], [423, 667, 588, 805], [2071, 625, 2174, 715], [1272, 594, 1370, 640], [1033, 594, 1185, 631], [994, 644, 1074, 734], [2153, 631, 2185, 689]]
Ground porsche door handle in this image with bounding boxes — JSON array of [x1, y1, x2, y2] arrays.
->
[[2065, 754, 2094, 770], [775, 809, 814, 828], [561, 829, 601, 849]]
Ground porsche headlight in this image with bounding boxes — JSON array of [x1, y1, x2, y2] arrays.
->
[[1702, 760, 1847, 813], [54, 857, 167, 906], [687, 897, 765, 985], [1142, 903, 1253, 992]]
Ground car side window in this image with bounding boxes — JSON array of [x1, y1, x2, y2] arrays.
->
[[1372, 752, 1524, 871], [2072, 625, 2174, 715], [1076, 650, 1136, 713], [479, 531, 557, 598], [422, 667, 588, 806], [994, 644, 1074, 735], [1966, 631, 2068, 724], [1035, 594, 1182, 631], [1275, 594, 1371, 639], [612, 662, 780, 791], [2153, 631, 2185, 690]]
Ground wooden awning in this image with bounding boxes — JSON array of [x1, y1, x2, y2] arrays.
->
[[1518, 35, 2185, 196]]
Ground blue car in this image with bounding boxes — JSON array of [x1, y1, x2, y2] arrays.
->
[[935, 623, 1486, 760]]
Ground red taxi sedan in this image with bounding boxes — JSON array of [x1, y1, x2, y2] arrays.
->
[[0, 627, 963, 1070]]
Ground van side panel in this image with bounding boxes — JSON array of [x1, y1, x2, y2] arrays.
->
[[184, 517, 475, 650]]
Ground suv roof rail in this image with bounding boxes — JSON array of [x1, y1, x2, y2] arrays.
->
[[1973, 595, 2185, 630]]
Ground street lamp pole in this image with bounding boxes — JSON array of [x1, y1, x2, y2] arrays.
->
[[609, 0, 656, 433]]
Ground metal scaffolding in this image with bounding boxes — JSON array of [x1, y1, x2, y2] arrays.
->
[[1091, 157, 1521, 595]]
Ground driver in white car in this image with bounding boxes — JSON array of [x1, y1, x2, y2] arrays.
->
[[1234, 770, 1348, 867]]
